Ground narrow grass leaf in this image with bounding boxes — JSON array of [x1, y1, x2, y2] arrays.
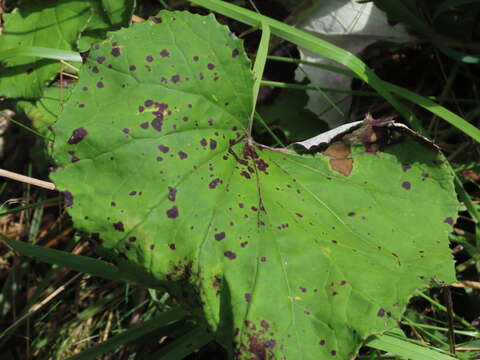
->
[[381, 81, 480, 142], [146, 326, 214, 360], [0, 233, 161, 288], [250, 21, 270, 131], [0, 46, 82, 63], [0, 196, 62, 216], [366, 331, 456, 360], [66, 309, 188, 360], [190, 0, 406, 120], [192, 0, 479, 142]]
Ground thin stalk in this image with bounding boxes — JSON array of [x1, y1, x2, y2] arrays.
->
[[0, 169, 56, 191]]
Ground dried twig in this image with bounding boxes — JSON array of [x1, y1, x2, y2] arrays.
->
[[0, 169, 56, 191]]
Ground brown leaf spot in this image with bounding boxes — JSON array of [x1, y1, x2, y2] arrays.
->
[[323, 141, 353, 176]]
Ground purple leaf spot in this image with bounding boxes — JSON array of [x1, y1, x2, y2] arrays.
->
[[111, 47, 121, 57], [82, 87, 88, 91], [151, 118, 163, 131], [92, 66, 100, 73], [232, 49, 239, 57], [331, 350, 337, 356], [129, 65, 136, 71], [158, 145, 169, 153], [193, 56, 199, 62], [299, 286, 307, 293], [168, 186, 177, 201], [178, 151, 188, 159], [129, 236, 136, 242], [113, 221, 125, 232], [182, 116, 189, 122], [122, 128, 130, 134], [402, 164, 411, 172], [210, 139, 217, 150], [200, 138, 207, 147], [171, 74, 180, 83], [156, 156, 163, 162], [207, 63, 215, 70], [402, 181, 411, 190], [160, 49, 169, 57], [96, 56, 106, 64], [78, 104, 85, 108], [138, 105, 144, 112], [260, 257, 267, 262], [377, 308, 385, 317], [240, 171, 251, 179], [111, 202, 116, 207], [166, 206, 178, 219], [209, 178, 221, 189], [214, 232, 225, 241], [68, 127, 88, 145], [444, 217, 454, 226], [224, 251, 236, 260], [140, 122, 149, 129], [348, 212, 356, 217], [129, 191, 137, 196], [146, 55, 154, 62], [319, 340, 325, 346], [151, 16, 162, 23], [169, 243, 176, 250], [96, 81, 104, 88]]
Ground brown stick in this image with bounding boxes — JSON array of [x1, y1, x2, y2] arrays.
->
[[0, 169, 56, 191]]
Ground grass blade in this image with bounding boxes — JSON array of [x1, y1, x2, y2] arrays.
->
[[380, 80, 480, 142], [0, 46, 82, 62], [0, 233, 162, 288], [191, 0, 480, 142], [66, 309, 188, 360], [145, 325, 214, 360], [0, 196, 62, 216], [250, 21, 270, 132], [366, 331, 456, 360], [191, 0, 405, 120]]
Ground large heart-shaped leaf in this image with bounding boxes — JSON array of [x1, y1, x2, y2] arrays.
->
[[51, 11, 457, 360]]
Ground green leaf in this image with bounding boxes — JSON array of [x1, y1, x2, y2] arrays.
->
[[19, 85, 73, 136], [101, 0, 135, 27], [51, 11, 458, 360], [78, 0, 135, 51], [0, 0, 92, 99]]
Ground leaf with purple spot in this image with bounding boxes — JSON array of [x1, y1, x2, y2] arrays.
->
[[51, 11, 458, 360]]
